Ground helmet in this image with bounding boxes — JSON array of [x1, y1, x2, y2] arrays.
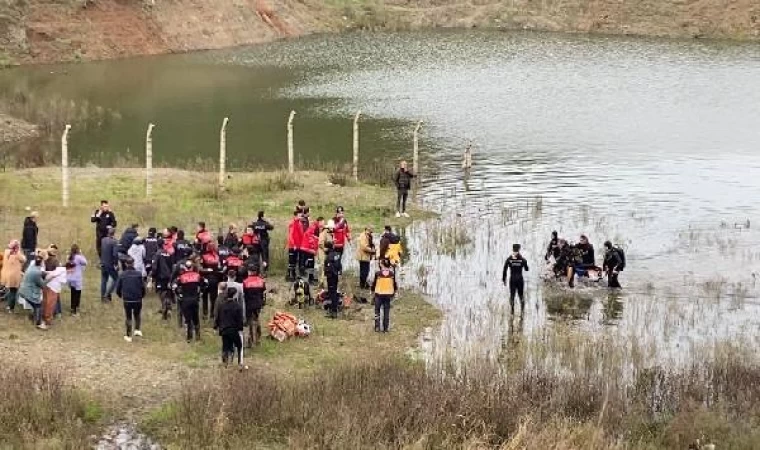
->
[[296, 321, 312, 337]]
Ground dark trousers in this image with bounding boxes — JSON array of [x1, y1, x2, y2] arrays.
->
[[374, 295, 392, 331], [260, 240, 270, 265], [327, 274, 339, 314], [70, 288, 82, 314], [509, 278, 525, 311], [181, 300, 201, 341], [31, 302, 42, 325], [100, 265, 118, 299], [159, 289, 174, 321], [304, 253, 316, 283], [298, 250, 310, 277], [22, 250, 34, 270], [396, 190, 409, 212], [95, 232, 105, 256], [287, 249, 298, 281], [359, 261, 370, 288], [5, 288, 18, 311], [202, 281, 219, 320], [608, 271, 621, 288], [123, 302, 142, 336], [221, 330, 243, 364]]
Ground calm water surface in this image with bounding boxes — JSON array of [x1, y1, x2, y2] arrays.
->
[[4, 31, 760, 366]]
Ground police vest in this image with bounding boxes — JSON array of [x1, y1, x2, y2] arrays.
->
[[374, 269, 395, 295], [226, 256, 243, 268], [243, 276, 265, 290], [178, 271, 201, 284], [202, 253, 219, 267]]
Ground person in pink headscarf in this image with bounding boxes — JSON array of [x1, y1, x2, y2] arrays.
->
[[1, 240, 27, 312]]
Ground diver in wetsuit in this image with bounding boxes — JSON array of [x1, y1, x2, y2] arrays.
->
[[502, 244, 529, 314], [545, 230, 560, 261]]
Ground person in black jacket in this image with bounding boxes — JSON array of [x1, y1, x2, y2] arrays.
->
[[91, 200, 117, 256], [100, 227, 120, 302], [393, 161, 415, 218], [173, 230, 194, 263], [21, 211, 39, 268], [323, 241, 343, 319], [143, 228, 160, 278], [215, 288, 245, 367], [152, 248, 175, 321], [602, 241, 623, 289], [544, 231, 560, 262], [502, 244, 529, 314], [174, 261, 207, 342], [252, 211, 274, 267], [115, 257, 146, 343]]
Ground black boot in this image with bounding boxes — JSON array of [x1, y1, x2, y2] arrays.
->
[[374, 317, 381, 332], [195, 327, 202, 341]]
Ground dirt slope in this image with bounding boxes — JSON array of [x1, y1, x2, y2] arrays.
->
[[0, 0, 758, 65]]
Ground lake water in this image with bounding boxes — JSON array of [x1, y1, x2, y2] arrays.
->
[[4, 30, 760, 367]]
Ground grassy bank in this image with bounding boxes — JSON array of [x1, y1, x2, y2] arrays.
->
[[0, 167, 439, 446]]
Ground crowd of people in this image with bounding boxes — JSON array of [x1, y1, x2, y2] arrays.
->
[[0, 195, 405, 367]]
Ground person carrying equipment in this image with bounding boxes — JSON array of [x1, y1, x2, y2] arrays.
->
[[174, 260, 207, 342], [215, 287, 245, 368], [603, 241, 625, 289], [502, 244, 529, 314], [291, 277, 312, 308], [371, 258, 397, 332], [378, 226, 403, 267], [242, 266, 266, 347]]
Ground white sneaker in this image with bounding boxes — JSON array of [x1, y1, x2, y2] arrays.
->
[[402, 212, 410, 218], [133, 330, 143, 337], [395, 211, 401, 218], [124, 336, 132, 343], [37, 323, 49, 330]]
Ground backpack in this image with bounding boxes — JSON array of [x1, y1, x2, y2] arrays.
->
[[614, 247, 626, 271]]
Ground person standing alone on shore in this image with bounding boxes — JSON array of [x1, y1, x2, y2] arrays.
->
[[393, 161, 415, 218], [91, 200, 117, 256]]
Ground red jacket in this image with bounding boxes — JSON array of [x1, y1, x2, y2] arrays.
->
[[162, 235, 176, 255], [333, 217, 351, 248], [196, 230, 212, 245], [300, 222, 320, 254], [287, 217, 303, 250]]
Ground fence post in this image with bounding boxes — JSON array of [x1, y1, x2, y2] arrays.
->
[[352, 110, 361, 181], [287, 110, 296, 174], [146, 123, 155, 198], [219, 117, 229, 190], [61, 124, 71, 208], [413, 120, 422, 176]]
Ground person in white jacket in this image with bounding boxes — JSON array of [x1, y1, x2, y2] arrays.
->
[[127, 238, 147, 279], [42, 265, 67, 329]]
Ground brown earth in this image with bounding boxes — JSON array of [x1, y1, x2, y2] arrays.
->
[[0, 113, 38, 144], [0, 0, 758, 67]]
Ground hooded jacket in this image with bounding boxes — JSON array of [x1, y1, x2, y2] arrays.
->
[[116, 268, 146, 303], [393, 169, 414, 191], [19, 264, 45, 305], [119, 227, 138, 253], [287, 217, 304, 250], [21, 217, 38, 250]]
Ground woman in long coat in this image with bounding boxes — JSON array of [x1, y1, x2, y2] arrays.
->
[[1, 240, 27, 312]]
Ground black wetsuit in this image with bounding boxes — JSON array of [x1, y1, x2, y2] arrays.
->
[[502, 253, 529, 311], [603, 249, 623, 288]]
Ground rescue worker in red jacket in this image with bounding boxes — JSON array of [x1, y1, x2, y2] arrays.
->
[[195, 221, 212, 253], [297, 207, 311, 277], [173, 261, 208, 342], [241, 225, 262, 272], [242, 265, 266, 347], [200, 242, 223, 321], [299, 217, 324, 285], [223, 247, 245, 283], [332, 206, 351, 259], [286, 210, 303, 282]]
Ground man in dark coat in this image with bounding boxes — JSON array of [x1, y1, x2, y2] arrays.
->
[[91, 200, 117, 256]]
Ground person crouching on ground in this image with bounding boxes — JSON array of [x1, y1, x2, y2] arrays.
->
[[215, 287, 245, 368], [115, 257, 146, 342], [356, 226, 375, 289], [19, 252, 47, 329], [372, 258, 397, 333], [502, 244, 529, 315]]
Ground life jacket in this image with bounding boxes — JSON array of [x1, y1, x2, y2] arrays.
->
[[202, 252, 220, 268], [300, 223, 320, 254], [333, 218, 350, 248], [242, 275, 266, 309], [242, 233, 259, 249], [374, 269, 396, 295], [287, 218, 303, 249], [225, 255, 243, 269], [196, 230, 212, 245], [176, 270, 203, 300]]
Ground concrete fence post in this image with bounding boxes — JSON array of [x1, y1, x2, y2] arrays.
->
[[287, 110, 296, 174], [219, 117, 229, 190], [61, 124, 71, 208], [146, 123, 155, 198]]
